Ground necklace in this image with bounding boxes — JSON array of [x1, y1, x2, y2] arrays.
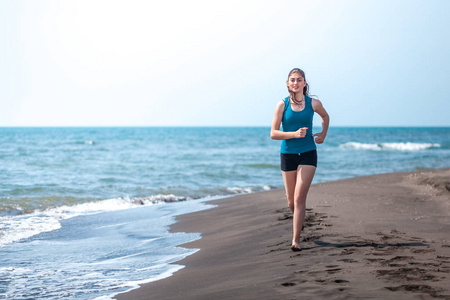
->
[[290, 95, 304, 106]]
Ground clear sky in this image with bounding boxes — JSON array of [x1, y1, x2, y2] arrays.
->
[[1, 0, 449, 127]]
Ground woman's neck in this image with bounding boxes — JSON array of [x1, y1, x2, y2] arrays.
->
[[294, 93, 304, 102]]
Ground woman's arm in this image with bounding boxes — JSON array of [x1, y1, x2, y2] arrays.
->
[[270, 100, 308, 140], [311, 98, 329, 144]]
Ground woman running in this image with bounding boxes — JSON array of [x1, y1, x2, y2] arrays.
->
[[270, 68, 330, 251]]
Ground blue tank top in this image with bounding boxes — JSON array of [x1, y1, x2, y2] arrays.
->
[[280, 95, 317, 154]]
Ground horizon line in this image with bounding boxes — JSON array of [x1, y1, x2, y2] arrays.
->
[[1, 125, 449, 128]]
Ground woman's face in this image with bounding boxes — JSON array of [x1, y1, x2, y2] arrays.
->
[[287, 73, 306, 94]]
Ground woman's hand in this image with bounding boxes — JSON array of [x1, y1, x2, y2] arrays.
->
[[294, 127, 308, 138], [312, 132, 326, 144], [311, 98, 329, 144]]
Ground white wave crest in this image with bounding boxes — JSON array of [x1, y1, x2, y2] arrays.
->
[[262, 185, 271, 191], [226, 185, 272, 194], [0, 194, 187, 247], [340, 142, 440, 151], [227, 187, 253, 194], [0, 215, 61, 247]]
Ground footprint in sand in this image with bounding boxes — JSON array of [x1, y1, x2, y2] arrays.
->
[[326, 267, 342, 274], [280, 282, 296, 287], [385, 284, 446, 298], [335, 279, 350, 284], [337, 258, 359, 263]]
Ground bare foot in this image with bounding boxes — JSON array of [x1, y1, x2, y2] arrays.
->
[[291, 244, 302, 252]]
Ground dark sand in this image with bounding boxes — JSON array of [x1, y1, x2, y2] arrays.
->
[[116, 169, 450, 300]]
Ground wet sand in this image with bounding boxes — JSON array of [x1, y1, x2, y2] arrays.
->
[[116, 169, 450, 300]]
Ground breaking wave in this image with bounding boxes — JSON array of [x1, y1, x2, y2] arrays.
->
[[339, 142, 441, 151], [0, 195, 188, 247]]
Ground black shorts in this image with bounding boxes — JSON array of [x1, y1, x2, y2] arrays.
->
[[280, 150, 317, 171]]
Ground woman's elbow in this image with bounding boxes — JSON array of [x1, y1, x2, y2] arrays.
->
[[270, 130, 281, 140], [270, 130, 276, 140]]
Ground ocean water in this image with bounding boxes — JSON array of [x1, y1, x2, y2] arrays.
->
[[1, 126, 449, 299]]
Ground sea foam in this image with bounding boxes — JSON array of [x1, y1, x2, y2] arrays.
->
[[0, 195, 186, 247], [340, 142, 441, 151]]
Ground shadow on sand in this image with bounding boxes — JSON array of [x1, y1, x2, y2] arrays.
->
[[300, 240, 429, 251]]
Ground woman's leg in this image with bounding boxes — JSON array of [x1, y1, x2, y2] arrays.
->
[[282, 170, 297, 213], [292, 165, 316, 247]]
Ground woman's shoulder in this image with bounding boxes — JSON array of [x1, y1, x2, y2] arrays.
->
[[274, 99, 285, 111], [277, 97, 290, 107], [274, 97, 289, 115], [311, 98, 324, 110]]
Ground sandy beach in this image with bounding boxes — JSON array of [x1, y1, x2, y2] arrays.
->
[[116, 168, 450, 300]]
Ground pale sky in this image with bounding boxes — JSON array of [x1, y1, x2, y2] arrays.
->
[[1, 0, 449, 127]]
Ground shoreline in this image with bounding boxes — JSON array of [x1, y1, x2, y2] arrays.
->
[[116, 168, 450, 299]]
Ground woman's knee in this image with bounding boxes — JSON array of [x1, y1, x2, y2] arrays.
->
[[293, 195, 307, 207], [285, 195, 295, 212], [286, 197, 294, 207]]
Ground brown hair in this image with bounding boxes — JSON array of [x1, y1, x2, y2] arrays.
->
[[286, 68, 310, 105]]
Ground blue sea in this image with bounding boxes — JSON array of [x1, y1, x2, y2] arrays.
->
[[1, 127, 449, 299]]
